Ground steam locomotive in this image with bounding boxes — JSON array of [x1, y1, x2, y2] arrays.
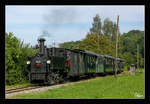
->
[[27, 38, 124, 85]]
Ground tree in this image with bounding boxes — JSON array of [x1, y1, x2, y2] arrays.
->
[[76, 33, 115, 56], [90, 14, 102, 35], [102, 18, 121, 42], [119, 30, 144, 67], [102, 18, 113, 37]]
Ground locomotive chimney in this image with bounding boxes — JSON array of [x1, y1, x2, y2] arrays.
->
[[38, 38, 45, 54]]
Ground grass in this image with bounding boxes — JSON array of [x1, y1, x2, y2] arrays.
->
[[6, 82, 31, 89], [12, 69, 144, 99]]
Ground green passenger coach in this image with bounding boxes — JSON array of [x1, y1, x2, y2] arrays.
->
[[67, 49, 123, 77]]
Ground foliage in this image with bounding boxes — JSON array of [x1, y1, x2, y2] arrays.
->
[[5, 32, 38, 85], [14, 71, 144, 99], [59, 41, 81, 49], [102, 18, 114, 37], [90, 14, 102, 34], [75, 33, 115, 56], [89, 14, 121, 43], [119, 30, 144, 67]]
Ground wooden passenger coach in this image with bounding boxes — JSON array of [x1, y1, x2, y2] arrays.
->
[[67, 49, 123, 77]]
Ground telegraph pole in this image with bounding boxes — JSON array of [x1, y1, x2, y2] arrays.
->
[[137, 44, 139, 69], [115, 15, 119, 77], [98, 31, 100, 54], [96, 21, 100, 54]]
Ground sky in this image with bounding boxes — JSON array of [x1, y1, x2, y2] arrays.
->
[[6, 5, 144, 47]]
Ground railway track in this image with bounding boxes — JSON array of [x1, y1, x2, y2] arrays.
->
[[6, 86, 43, 94]]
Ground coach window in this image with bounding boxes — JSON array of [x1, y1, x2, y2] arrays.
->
[[87, 56, 89, 64], [105, 58, 107, 64]]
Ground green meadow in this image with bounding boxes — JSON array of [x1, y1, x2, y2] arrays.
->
[[12, 69, 144, 99]]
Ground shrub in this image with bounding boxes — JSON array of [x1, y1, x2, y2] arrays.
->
[[5, 32, 38, 85]]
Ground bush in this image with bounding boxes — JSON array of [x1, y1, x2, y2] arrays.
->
[[5, 32, 38, 85]]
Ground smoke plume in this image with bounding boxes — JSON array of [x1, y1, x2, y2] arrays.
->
[[39, 7, 77, 42], [38, 30, 51, 39], [43, 7, 77, 25]]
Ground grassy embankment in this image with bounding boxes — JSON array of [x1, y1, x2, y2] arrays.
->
[[13, 69, 144, 99]]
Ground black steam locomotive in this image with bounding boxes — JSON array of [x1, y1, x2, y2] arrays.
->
[[27, 38, 124, 85]]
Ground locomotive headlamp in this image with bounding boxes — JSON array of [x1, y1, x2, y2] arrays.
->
[[27, 61, 30, 64], [47, 60, 51, 64]]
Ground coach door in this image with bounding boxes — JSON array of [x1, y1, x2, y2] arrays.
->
[[69, 52, 79, 76], [97, 56, 104, 73], [78, 53, 85, 75]]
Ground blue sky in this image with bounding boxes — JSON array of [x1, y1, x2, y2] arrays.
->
[[6, 6, 144, 47]]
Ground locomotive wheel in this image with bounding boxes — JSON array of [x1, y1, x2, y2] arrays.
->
[[52, 72, 60, 84], [47, 72, 60, 85], [47, 74, 55, 85], [59, 75, 65, 83]]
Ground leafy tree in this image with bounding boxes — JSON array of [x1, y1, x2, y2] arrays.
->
[[102, 18, 121, 42], [90, 14, 102, 35], [119, 30, 144, 67], [102, 18, 113, 37]]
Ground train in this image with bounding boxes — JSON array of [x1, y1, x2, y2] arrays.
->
[[27, 38, 124, 85]]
